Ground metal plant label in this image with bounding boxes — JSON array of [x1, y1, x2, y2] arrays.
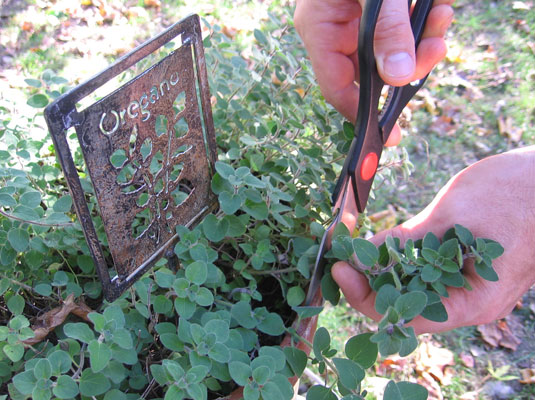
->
[[44, 15, 217, 301]]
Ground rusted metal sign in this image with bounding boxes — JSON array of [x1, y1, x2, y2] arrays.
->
[[44, 15, 217, 302]]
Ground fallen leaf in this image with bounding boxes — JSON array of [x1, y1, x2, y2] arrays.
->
[[498, 115, 524, 143], [23, 294, 93, 345], [477, 317, 522, 351], [21, 21, 33, 32], [459, 351, 475, 368], [414, 338, 455, 385], [143, 0, 161, 8], [418, 371, 443, 400], [519, 368, 535, 384]]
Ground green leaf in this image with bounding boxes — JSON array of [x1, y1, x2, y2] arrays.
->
[[27, 94, 49, 108], [422, 232, 440, 251], [78, 369, 111, 396], [3, 343, 24, 362], [195, 287, 214, 306], [219, 191, 242, 214], [333, 358, 364, 390], [283, 347, 307, 376], [344, 333, 378, 369], [209, 342, 231, 363], [53, 375, 79, 399], [7, 294, 25, 315], [378, 334, 402, 356], [9, 314, 29, 330], [454, 224, 474, 246], [20, 191, 41, 208], [253, 28, 269, 46], [321, 273, 340, 305], [25, 78, 42, 88], [204, 319, 229, 343], [33, 358, 52, 380], [163, 360, 185, 381], [257, 312, 285, 336], [0, 193, 16, 207], [13, 370, 36, 395], [7, 228, 30, 252], [175, 297, 196, 319], [103, 389, 127, 400], [287, 286, 306, 307], [202, 214, 229, 242], [88, 340, 112, 373], [484, 240, 504, 259], [394, 291, 427, 320], [215, 161, 234, 179], [421, 301, 448, 322], [63, 322, 95, 343], [438, 238, 459, 258], [244, 383, 260, 400], [313, 327, 330, 360], [384, 380, 428, 400], [375, 284, 400, 315], [252, 365, 270, 385], [53, 195, 72, 212], [186, 260, 208, 285], [475, 261, 499, 282], [165, 385, 186, 400], [160, 333, 184, 352], [229, 361, 251, 386], [352, 238, 379, 267], [48, 350, 72, 375], [232, 301, 257, 329], [243, 199, 268, 220], [150, 364, 171, 385], [292, 306, 323, 319], [421, 264, 441, 283], [306, 385, 337, 400], [398, 327, 418, 357]]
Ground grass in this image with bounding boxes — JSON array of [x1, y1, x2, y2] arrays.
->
[[2, 0, 535, 398]]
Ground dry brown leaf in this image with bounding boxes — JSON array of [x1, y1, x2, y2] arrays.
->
[[414, 339, 455, 385], [497, 116, 523, 143], [459, 351, 475, 368], [519, 368, 535, 384], [23, 294, 93, 346], [477, 317, 522, 351], [418, 371, 443, 400], [143, 0, 161, 8], [21, 21, 34, 32]]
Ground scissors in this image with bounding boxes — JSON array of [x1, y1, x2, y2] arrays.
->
[[304, 0, 434, 306]]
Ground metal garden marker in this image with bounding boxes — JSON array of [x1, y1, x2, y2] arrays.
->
[[44, 15, 217, 302]]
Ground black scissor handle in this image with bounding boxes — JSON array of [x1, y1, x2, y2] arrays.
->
[[332, 0, 434, 212]]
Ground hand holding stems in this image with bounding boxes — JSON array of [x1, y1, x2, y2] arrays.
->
[[294, 0, 454, 145], [332, 146, 535, 334]]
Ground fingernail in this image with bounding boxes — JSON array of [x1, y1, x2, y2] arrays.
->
[[383, 52, 414, 80]]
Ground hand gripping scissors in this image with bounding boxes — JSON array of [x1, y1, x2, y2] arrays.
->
[[305, 0, 434, 305]]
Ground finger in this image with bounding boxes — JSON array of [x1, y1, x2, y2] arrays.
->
[[374, 0, 416, 86], [384, 123, 402, 147], [414, 37, 447, 80], [331, 261, 383, 321], [421, 4, 454, 39]]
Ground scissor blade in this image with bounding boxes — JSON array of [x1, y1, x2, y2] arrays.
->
[[304, 220, 333, 306]]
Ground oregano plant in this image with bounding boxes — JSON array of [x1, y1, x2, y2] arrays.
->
[[0, 6, 506, 400], [304, 223, 504, 400]]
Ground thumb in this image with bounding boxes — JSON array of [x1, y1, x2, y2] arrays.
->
[[331, 261, 383, 321], [373, 0, 416, 85]]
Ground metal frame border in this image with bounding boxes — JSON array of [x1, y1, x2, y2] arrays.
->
[[44, 14, 217, 301]]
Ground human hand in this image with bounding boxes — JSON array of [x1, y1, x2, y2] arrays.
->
[[332, 146, 535, 334], [294, 0, 454, 144]]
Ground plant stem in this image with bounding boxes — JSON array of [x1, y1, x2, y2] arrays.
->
[[0, 209, 74, 227], [248, 267, 299, 275]]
